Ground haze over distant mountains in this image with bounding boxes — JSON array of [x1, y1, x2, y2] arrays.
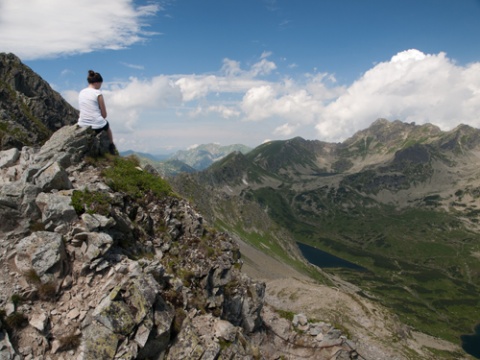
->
[[123, 143, 252, 176]]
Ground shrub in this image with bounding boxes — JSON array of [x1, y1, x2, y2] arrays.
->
[[58, 332, 82, 351], [5, 312, 27, 329], [24, 269, 41, 285], [23, 269, 57, 301], [38, 281, 57, 301], [178, 269, 195, 287], [29, 221, 45, 232], [71, 189, 112, 216], [10, 294, 23, 308], [172, 308, 187, 337], [163, 288, 183, 307]]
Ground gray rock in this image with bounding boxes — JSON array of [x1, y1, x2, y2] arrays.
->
[[29, 311, 48, 332], [15, 231, 66, 281], [81, 213, 115, 231], [19, 183, 41, 219], [33, 161, 72, 192], [35, 192, 77, 231], [136, 297, 174, 359], [93, 274, 162, 337], [0, 328, 18, 359], [82, 322, 119, 360], [214, 319, 237, 342], [82, 232, 114, 261], [0, 148, 20, 169], [293, 313, 308, 327], [222, 278, 264, 334], [34, 125, 110, 166], [93, 289, 137, 335]]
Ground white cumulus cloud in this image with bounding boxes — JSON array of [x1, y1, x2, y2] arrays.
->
[[62, 49, 480, 150], [316, 49, 480, 141]]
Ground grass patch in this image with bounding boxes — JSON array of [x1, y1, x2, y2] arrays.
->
[[102, 156, 174, 199], [275, 309, 295, 321], [71, 189, 112, 216]]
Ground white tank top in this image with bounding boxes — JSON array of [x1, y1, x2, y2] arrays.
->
[[77, 87, 107, 129]]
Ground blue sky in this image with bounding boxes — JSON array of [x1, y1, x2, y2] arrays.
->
[[1, 0, 480, 154]]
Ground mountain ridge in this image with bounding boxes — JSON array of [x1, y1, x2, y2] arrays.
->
[[0, 53, 78, 150], [171, 119, 480, 357]]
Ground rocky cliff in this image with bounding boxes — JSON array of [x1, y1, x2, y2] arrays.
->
[[0, 125, 366, 359], [0, 53, 78, 150]]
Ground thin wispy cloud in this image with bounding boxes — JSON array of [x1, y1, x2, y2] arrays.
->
[[120, 62, 145, 70], [263, 0, 278, 12]]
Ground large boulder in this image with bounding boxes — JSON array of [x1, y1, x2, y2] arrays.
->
[[35, 192, 77, 231], [15, 231, 67, 282]]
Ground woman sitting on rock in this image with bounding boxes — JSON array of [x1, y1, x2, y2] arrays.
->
[[77, 70, 117, 155]]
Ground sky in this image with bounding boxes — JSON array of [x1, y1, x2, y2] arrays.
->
[[1, 0, 480, 154]]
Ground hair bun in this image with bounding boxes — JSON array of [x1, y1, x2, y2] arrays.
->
[[87, 70, 103, 84]]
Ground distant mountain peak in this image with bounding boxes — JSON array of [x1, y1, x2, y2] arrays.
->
[[170, 143, 252, 170]]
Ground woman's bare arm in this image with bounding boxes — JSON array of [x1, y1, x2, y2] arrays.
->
[[98, 94, 107, 119]]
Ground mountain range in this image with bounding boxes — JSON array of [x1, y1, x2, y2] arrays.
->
[[124, 143, 252, 176], [170, 118, 480, 356]]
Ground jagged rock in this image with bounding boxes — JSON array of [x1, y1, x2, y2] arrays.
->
[[214, 319, 237, 342], [15, 231, 67, 281], [81, 232, 114, 261], [93, 286, 137, 335], [293, 313, 308, 327], [34, 125, 110, 166], [93, 274, 160, 335], [0, 148, 19, 169], [0, 328, 18, 359], [33, 161, 72, 192], [166, 314, 214, 360], [80, 213, 116, 232], [82, 322, 120, 360], [222, 275, 265, 333], [136, 296, 174, 359], [29, 311, 48, 332], [35, 192, 77, 231], [20, 184, 42, 219]]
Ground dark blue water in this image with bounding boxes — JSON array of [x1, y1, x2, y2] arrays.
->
[[297, 242, 365, 270], [461, 323, 480, 359]]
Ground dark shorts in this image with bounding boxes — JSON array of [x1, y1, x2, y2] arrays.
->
[[94, 121, 109, 134]]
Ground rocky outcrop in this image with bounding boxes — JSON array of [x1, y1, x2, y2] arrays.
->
[[0, 125, 359, 359], [0, 53, 78, 150]]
